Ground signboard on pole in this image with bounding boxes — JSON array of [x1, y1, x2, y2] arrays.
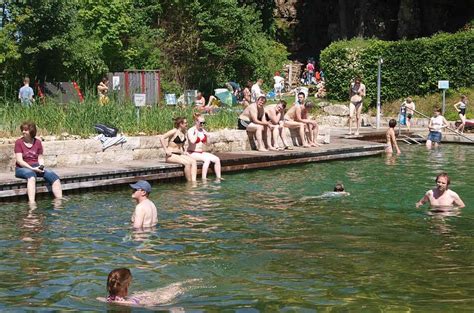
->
[[112, 76, 120, 90], [438, 80, 449, 89], [133, 93, 146, 107]]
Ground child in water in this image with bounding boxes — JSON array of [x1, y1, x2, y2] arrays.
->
[[100, 268, 194, 307], [385, 119, 401, 154], [106, 268, 140, 305]]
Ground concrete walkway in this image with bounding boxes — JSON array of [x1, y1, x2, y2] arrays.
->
[[0, 136, 385, 200]]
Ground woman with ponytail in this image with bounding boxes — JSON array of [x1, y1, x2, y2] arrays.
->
[[159, 117, 197, 181]]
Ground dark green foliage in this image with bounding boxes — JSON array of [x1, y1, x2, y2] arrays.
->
[[0, 0, 287, 99], [320, 29, 474, 104]]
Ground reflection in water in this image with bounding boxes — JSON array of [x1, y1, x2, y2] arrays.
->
[[384, 154, 398, 166], [0, 145, 473, 311], [21, 203, 46, 255]]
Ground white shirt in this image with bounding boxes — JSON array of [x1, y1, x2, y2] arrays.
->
[[251, 83, 262, 103], [273, 76, 284, 88]]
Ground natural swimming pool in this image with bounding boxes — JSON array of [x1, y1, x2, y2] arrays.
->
[[0, 144, 472, 311]]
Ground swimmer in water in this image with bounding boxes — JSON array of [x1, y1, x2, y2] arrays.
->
[[100, 268, 191, 307], [301, 183, 350, 200], [105, 268, 140, 305], [416, 172, 465, 209]]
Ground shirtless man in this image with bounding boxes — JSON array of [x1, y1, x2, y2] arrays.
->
[[238, 96, 275, 151], [284, 101, 319, 147], [416, 173, 465, 209], [264, 100, 292, 150], [130, 180, 158, 229]]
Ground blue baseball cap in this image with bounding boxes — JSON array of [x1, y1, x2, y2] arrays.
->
[[130, 180, 152, 193]]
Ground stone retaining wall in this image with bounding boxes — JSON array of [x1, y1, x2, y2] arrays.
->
[[0, 130, 262, 171]]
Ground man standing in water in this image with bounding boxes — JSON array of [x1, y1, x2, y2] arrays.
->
[[416, 173, 465, 208], [130, 180, 158, 229]]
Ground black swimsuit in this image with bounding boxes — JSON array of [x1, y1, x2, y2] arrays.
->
[[173, 135, 186, 145]]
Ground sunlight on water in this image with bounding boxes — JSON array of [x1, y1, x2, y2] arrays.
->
[[0, 144, 473, 311]]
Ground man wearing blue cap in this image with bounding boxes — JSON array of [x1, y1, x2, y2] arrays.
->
[[130, 180, 157, 229]]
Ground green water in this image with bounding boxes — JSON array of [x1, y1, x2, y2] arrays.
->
[[0, 144, 473, 311]]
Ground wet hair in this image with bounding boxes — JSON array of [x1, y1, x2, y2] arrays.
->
[[101, 77, 108, 83], [298, 92, 306, 98], [334, 183, 345, 192], [433, 107, 442, 113], [20, 121, 37, 138], [257, 96, 267, 102], [193, 112, 202, 122], [278, 100, 287, 109], [388, 119, 397, 128], [23, 77, 30, 84], [173, 116, 186, 128], [107, 268, 132, 297], [435, 172, 450, 186], [304, 101, 314, 109]]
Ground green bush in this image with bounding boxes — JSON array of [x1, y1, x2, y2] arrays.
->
[[320, 28, 474, 104]]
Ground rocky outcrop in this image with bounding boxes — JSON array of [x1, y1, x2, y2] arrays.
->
[[274, 0, 474, 59]]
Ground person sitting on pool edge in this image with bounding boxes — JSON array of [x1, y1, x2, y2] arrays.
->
[[14, 121, 62, 203], [416, 172, 465, 209], [187, 113, 222, 180], [264, 100, 293, 150], [130, 180, 157, 229], [159, 117, 197, 182]]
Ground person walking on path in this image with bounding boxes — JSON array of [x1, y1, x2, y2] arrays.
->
[[159, 117, 197, 182], [251, 79, 264, 103], [18, 77, 35, 106], [416, 173, 465, 209], [14, 121, 62, 203], [426, 107, 448, 149], [130, 180, 158, 229], [454, 95, 468, 133], [402, 97, 416, 131], [348, 77, 366, 135], [97, 77, 109, 105]]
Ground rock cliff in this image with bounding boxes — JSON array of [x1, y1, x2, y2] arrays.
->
[[274, 0, 474, 59]]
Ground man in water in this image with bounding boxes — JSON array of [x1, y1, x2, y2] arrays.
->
[[130, 180, 158, 229], [416, 173, 465, 209]]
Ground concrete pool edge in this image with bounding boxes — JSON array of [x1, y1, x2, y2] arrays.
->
[[0, 138, 385, 200]]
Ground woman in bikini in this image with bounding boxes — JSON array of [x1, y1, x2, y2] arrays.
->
[[187, 113, 222, 180], [159, 117, 197, 182], [454, 95, 468, 133]]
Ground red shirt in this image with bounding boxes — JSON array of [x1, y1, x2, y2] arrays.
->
[[14, 138, 43, 167]]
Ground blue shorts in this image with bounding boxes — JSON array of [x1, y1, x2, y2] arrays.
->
[[427, 131, 442, 143], [15, 164, 60, 185]]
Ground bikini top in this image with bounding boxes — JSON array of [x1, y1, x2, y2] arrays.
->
[[172, 134, 186, 145], [195, 130, 207, 144], [106, 295, 140, 304]]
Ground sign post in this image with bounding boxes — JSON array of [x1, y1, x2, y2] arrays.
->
[[376, 58, 383, 129], [133, 93, 146, 124], [438, 80, 449, 115]]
